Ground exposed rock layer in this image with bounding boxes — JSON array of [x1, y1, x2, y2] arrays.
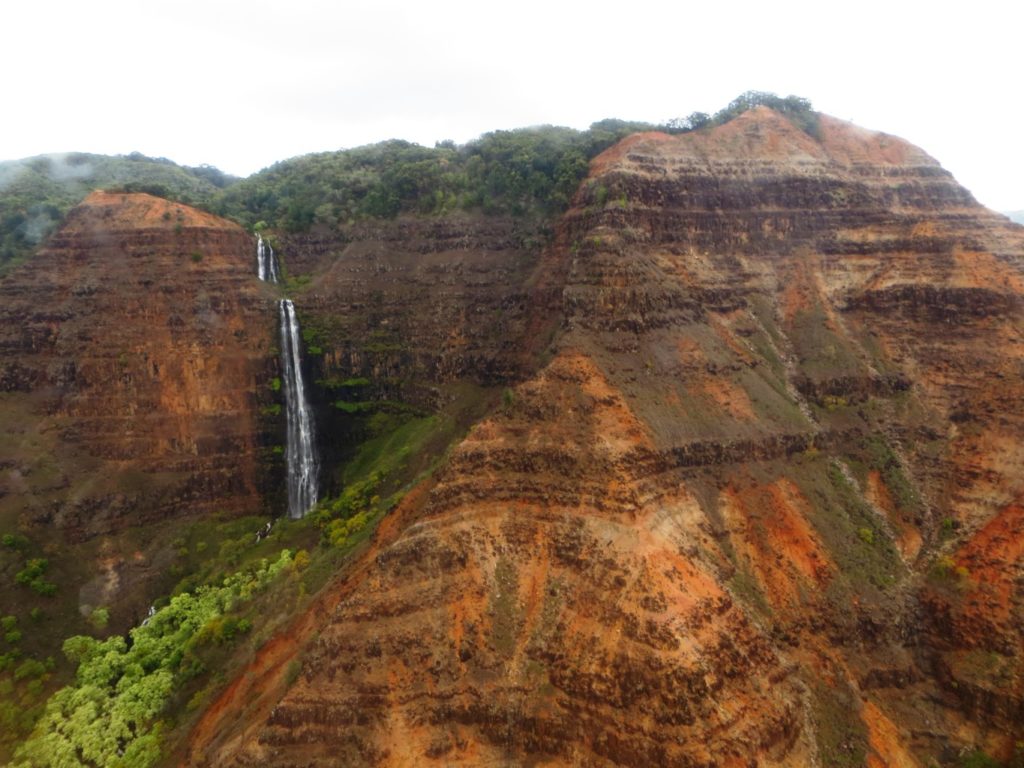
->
[[279, 214, 550, 409], [190, 109, 1024, 766], [0, 192, 276, 539]]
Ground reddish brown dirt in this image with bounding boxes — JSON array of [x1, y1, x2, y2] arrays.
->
[[67, 190, 232, 230], [0, 192, 274, 540], [863, 700, 919, 768], [183, 480, 435, 764], [866, 471, 922, 561], [191, 106, 1024, 765], [721, 479, 833, 609], [954, 504, 1024, 634], [816, 114, 930, 167], [587, 131, 675, 178]]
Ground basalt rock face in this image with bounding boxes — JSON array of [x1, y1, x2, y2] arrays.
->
[[0, 192, 277, 540], [279, 214, 551, 410], [196, 109, 1020, 766]]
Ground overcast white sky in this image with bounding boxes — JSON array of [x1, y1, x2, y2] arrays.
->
[[4, 0, 1022, 209]]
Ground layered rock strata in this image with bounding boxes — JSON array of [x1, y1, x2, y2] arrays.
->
[[279, 215, 550, 408], [190, 108, 1024, 766], [0, 192, 276, 539]]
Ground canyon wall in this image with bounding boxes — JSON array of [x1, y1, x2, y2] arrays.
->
[[0, 192, 277, 540], [190, 109, 1024, 766]]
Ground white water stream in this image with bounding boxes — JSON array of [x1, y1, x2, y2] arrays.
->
[[256, 234, 280, 283], [279, 298, 318, 518]]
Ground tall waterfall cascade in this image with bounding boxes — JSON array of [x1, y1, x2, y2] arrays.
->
[[279, 299, 319, 518], [254, 235, 319, 517], [256, 234, 280, 283]]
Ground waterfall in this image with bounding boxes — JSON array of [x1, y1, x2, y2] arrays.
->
[[279, 299, 318, 517], [256, 234, 280, 283], [257, 235, 318, 518]]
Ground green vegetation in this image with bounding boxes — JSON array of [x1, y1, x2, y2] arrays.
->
[[928, 555, 972, 587], [665, 91, 820, 135], [822, 461, 904, 591], [87, 607, 109, 631], [312, 410, 443, 548], [490, 557, 521, 656], [0, 533, 75, 756], [728, 567, 773, 617], [333, 399, 421, 416], [2, 534, 29, 550], [787, 457, 905, 602], [209, 124, 613, 230], [788, 306, 864, 382], [1, 92, 815, 274], [862, 434, 921, 514], [0, 152, 234, 272], [957, 751, 1004, 768], [300, 324, 325, 356], [811, 681, 868, 767], [212, 101, 823, 231], [12, 551, 294, 768], [14, 559, 56, 597]]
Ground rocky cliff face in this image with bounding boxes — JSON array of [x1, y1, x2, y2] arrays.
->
[[0, 192, 276, 540], [186, 108, 1024, 766], [278, 213, 550, 409]]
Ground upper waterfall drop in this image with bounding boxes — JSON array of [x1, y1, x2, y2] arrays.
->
[[257, 234, 280, 283], [279, 298, 319, 518]]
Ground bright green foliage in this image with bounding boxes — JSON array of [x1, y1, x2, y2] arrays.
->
[[13, 659, 49, 682], [89, 607, 110, 631], [14, 559, 57, 596], [324, 511, 370, 548], [314, 473, 381, 548], [12, 551, 294, 768], [333, 400, 376, 414]]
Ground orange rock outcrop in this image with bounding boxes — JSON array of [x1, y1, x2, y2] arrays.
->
[[187, 109, 1024, 764]]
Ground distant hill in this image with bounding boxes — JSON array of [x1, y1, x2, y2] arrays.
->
[[0, 91, 822, 274], [1004, 210, 1024, 224], [0, 152, 236, 272]]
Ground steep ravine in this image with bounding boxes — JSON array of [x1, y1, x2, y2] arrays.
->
[[185, 109, 1024, 766]]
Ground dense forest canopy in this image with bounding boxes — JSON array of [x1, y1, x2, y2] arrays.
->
[[0, 92, 817, 271]]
